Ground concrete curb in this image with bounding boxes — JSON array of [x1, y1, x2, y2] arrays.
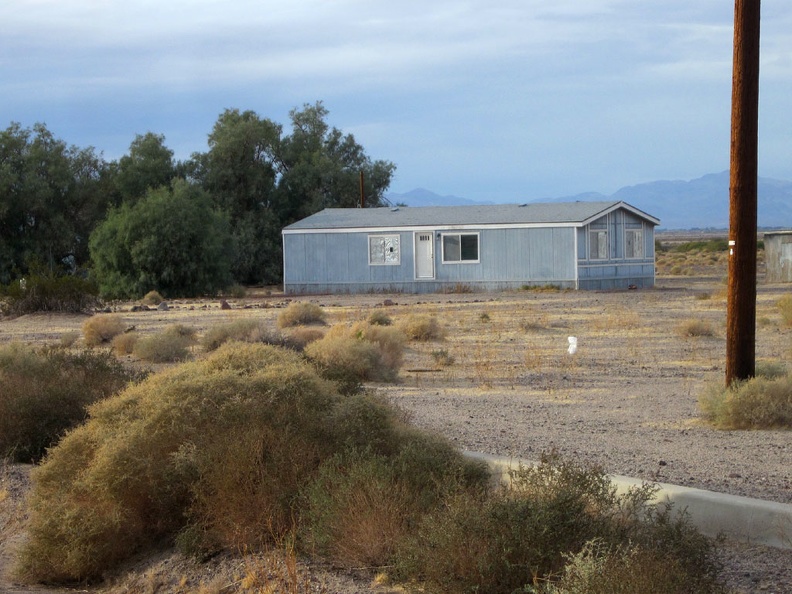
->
[[463, 451, 792, 550]]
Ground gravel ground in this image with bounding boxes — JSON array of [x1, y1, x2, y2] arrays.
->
[[2, 277, 791, 593]]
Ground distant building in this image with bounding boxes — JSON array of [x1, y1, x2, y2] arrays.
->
[[282, 201, 659, 294], [764, 231, 792, 283]]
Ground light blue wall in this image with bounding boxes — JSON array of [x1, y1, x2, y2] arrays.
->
[[283, 207, 656, 294]]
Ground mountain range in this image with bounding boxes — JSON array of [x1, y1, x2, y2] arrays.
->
[[385, 171, 792, 230]]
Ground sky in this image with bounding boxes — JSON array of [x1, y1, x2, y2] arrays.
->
[[2, 1, 791, 202]]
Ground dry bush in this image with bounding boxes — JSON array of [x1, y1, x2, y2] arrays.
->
[[395, 454, 722, 594], [677, 319, 715, 337], [277, 302, 326, 329], [304, 323, 406, 390], [58, 331, 81, 348], [83, 314, 126, 347], [16, 342, 468, 584], [285, 326, 325, 349], [133, 330, 194, 363], [112, 332, 139, 355], [201, 319, 293, 352], [141, 290, 164, 306], [778, 295, 792, 326], [699, 374, 792, 429], [397, 314, 445, 341], [0, 343, 139, 463], [368, 310, 392, 326], [431, 348, 455, 367]]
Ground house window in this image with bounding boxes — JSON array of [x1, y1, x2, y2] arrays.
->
[[442, 233, 479, 263], [369, 235, 400, 265], [625, 229, 644, 259], [589, 230, 608, 260]]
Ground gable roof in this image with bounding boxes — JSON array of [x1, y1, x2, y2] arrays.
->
[[283, 201, 660, 233]]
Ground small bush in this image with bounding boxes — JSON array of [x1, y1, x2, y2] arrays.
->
[[111, 332, 139, 355], [0, 273, 100, 316], [479, 312, 491, 322], [778, 294, 792, 326], [83, 314, 126, 347], [397, 314, 445, 341], [227, 283, 247, 299], [285, 327, 325, 350], [431, 348, 455, 366], [699, 375, 792, 429], [677, 319, 715, 337], [277, 302, 326, 329], [756, 360, 787, 380], [367, 310, 392, 326], [141, 290, 164, 306], [0, 344, 140, 462], [133, 330, 194, 363], [58, 331, 81, 349]]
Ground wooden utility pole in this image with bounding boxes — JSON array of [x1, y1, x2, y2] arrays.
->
[[726, 0, 761, 385]]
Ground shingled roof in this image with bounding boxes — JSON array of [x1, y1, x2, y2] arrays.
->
[[283, 201, 659, 232]]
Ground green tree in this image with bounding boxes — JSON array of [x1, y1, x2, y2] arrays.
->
[[114, 132, 176, 203], [89, 180, 232, 299], [190, 102, 395, 285], [0, 123, 110, 283]]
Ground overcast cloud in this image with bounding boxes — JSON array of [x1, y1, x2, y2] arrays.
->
[[2, 1, 790, 201]]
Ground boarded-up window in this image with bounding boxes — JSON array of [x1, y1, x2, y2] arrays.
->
[[369, 235, 400, 265], [625, 229, 644, 258], [589, 230, 608, 260], [443, 233, 479, 263]]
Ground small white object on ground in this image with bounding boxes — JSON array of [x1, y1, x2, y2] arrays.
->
[[567, 336, 577, 355]]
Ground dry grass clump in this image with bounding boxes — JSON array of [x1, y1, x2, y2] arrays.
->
[[111, 331, 139, 355], [699, 374, 792, 429], [201, 319, 296, 352], [431, 348, 455, 367], [777, 294, 792, 326], [82, 314, 126, 347], [368, 310, 393, 326], [0, 343, 140, 463], [304, 322, 407, 391], [397, 314, 445, 341], [677, 319, 715, 337], [141, 290, 164, 306], [15, 342, 481, 584], [277, 301, 326, 329], [133, 325, 197, 363], [285, 326, 325, 349]]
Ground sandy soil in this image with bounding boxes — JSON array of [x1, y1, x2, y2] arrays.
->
[[1, 272, 791, 593]]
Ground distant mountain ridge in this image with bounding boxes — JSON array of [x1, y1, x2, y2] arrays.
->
[[386, 172, 792, 230]]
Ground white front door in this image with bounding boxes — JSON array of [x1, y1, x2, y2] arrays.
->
[[415, 232, 435, 279]]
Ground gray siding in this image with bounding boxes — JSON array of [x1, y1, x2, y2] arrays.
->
[[765, 232, 792, 283]]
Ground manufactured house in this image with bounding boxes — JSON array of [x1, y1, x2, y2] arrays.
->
[[282, 201, 659, 294]]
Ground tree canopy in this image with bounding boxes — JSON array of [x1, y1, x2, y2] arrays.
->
[[0, 102, 395, 296]]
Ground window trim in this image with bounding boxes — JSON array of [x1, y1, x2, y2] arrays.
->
[[368, 234, 401, 266], [441, 232, 480, 264]]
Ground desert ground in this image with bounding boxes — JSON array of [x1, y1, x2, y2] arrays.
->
[[1, 236, 791, 593]]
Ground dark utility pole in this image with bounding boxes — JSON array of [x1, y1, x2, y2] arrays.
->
[[726, 0, 761, 385]]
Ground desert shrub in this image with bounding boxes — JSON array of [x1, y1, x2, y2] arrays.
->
[[394, 454, 721, 594], [304, 323, 406, 391], [479, 312, 491, 322], [301, 432, 488, 568], [16, 343, 466, 584], [677, 319, 715, 337], [431, 348, 455, 366], [285, 326, 325, 349], [368, 310, 392, 326], [397, 314, 445, 341], [0, 344, 139, 463], [201, 319, 303, 353], [58, 331, 81, 348], [540, 539, 725, 594], [0, 273, 100, 316], [111, 332, 139, 355], [82, 314, 126, 347], [756, 360, 787, 379], [226, 283, 247, 299], [778, 294, 792, 326], [699, 375, 792, 429], [132, 328, 194, 363], [141, 290, 164, 306], [277, 302, 326, 329]]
